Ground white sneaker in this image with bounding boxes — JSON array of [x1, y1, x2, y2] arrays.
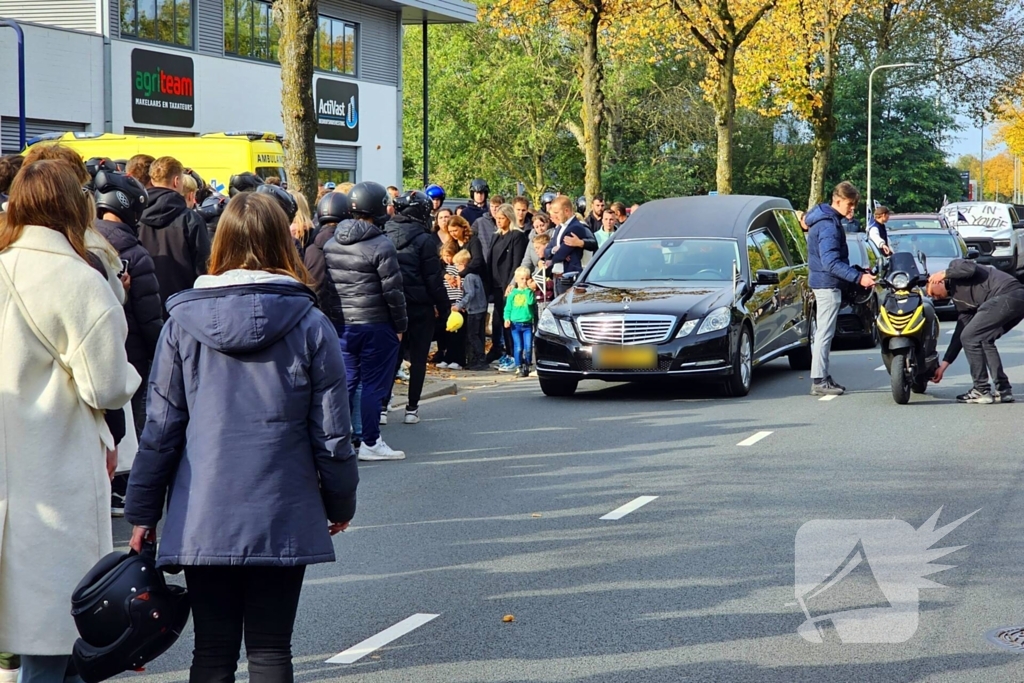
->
[[0, 670, 18, 683], [359, 439, 406, 461], [397, 367, 411, 381], [404, 409, 420, 424], [437, 362, 449, 369], [379, 410, 388, 425], [447, 362, 462, 370]]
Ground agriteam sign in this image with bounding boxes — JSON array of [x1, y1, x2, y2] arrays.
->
[[131, 48, 195, 128], [316, 79, 359, 142]]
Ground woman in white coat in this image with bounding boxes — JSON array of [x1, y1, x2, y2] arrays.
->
[[0, 160, 140, 683]]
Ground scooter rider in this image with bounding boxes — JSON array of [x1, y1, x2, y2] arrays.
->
[[928, 259, 1024, 403]]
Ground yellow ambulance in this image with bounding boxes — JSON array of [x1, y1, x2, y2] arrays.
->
[[22, 131, 286, 194]]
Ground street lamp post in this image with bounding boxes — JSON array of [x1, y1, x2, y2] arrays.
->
[[867, 62, 918, 217]]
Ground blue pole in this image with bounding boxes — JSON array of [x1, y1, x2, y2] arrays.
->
[[0, 20, 26, 150]]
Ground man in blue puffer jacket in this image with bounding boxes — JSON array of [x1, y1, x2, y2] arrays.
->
[[806, 181, 876, 396]]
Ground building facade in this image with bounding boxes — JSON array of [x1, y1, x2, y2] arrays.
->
[[0, 0, 474, 185]]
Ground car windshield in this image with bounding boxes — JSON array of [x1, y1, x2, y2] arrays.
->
[[889, 233, 961, 258], [887, 219, 942, 231], [585, 238, 741, 283]]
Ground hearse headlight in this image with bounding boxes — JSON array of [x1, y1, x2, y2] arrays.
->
[[538, 308, 559, 335], [697, 307, 732, 334], [558, 318, 578, 339], [676, 319, 699, 338]]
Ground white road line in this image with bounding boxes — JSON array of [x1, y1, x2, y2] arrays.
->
[[474, 427, 577, 435], [600, 496, 659, 520], [819, 394, 839, 402], [946, 329, 954, 335], [875, 365, 886, 371], [737, 431, 773, 447], [326, 614, 439, 664]]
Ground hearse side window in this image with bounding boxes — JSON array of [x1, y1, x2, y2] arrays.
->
[[774, 210, 807, 265], [751, 230, 788, 270], [747, 235, 767, 273]]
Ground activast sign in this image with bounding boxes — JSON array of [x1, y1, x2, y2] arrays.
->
[[315, 79, 359, 142], [131, 48, 195, 128]]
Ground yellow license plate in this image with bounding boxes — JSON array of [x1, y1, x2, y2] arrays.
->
[[593, 345, 657, 369]]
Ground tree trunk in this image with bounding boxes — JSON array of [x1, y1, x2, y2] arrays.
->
[[713, 47, 737, 194], [807, 28, 837, 209], [277, 0, 319, 212], [580, 4, 605, 202]]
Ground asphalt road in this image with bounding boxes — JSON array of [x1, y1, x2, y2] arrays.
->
[[116, 329, 1024, 683]]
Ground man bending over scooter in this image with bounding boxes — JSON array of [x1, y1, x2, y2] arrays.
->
[[928, 260, 1024, 404]]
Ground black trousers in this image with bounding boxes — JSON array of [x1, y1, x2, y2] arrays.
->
[[961, 293, 1024, 392], [466, 312, 487, 366], [183, 565, 306, 683], [398, 304, 436, 410], [490, 292, 513, 356]]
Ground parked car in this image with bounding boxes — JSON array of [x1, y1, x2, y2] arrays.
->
[[535, 195, 813, 398], [888, 228, 972, 317], [837, 234, 882, 347], [886, 213, 954, 232], [940, 202, 1024, 275]]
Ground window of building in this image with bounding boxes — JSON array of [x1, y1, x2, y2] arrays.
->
[[224, 1, 355, 74], [318, 169, 354, 185], [121, 0, 193, 48]]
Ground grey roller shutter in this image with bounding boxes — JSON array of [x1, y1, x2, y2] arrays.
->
[[1, 119, 86, 154], [0, 0, 98, 32], [110, 0, 121, 38], [316, 144, 357, 170], [196, 0, 223, 55]]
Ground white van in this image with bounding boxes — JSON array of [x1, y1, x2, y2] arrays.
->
[[941, 202, 1024, 274]]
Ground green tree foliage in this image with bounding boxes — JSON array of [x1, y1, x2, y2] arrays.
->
[[828, 70, 963, 212]]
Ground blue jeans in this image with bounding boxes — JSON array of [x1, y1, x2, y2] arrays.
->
[[341, 323, 399, 447], [18, 656, 81, 683], [510, 322, 533, 367]]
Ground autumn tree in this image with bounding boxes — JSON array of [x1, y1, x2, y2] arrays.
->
[[737, 0, 858, 208], [643, 0, 779, 194], [277, 0, 319, 210]]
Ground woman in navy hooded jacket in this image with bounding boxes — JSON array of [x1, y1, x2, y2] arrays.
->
[[124, 192, 358, 683]]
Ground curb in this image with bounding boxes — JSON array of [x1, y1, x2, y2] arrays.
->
[[417, 381, 458, 401]]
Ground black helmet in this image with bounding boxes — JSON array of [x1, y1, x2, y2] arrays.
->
[[317, 191, 351, 225], [255, 183, 298, 222], [576, 196, 588, 215], [393, 190, 432, 223], [94, 171, 148, 227], [424, 184, 446, 204], [347, 181, 390, 221], [71, 544, 190, 683], [469, 178, 490, 196], [86, 157, 118, 179], [197, 193, 228, 225], [113, 159, 129, 172], [228, 172, 264, 197], [540, 191, 557, 209]]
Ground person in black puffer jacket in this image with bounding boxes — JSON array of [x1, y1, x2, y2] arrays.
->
[[137, 157, 210, 311], [386, 191, 450, 423], [323, 182, 408, 461], [307, 191, 351, 314]]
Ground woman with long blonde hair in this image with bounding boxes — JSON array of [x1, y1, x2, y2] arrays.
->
[[125, 192, 357, 683]]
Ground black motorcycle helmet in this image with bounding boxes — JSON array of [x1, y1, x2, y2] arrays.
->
[[197, 193, 228, 226], [540, 191, 557, 211], [71, 544, 190, 683], [469, 178, 490, 197], [575, 196, 588, 215], [393, 190, 432, 223], [228, 172, 264, 197], [94, 171, 148, 227], [348, 181, 390, 222], [255, 183, 298, 222], [113, 159, 129, 173], [85, 158, 119, 191], [317, 191, 352, 225]]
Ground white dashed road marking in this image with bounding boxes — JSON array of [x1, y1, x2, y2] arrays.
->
[[819, 394, 839, 401], [326, 614, 440, 664], [875, 365, 886, 371], [600, 496, 659, 520], [737, 431, 773, 447]]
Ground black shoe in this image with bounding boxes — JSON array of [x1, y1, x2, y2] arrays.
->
[[957, 388, 994, 404], [484, 349, 503, 363], [352, 436, 362, 450], [825, 376, 846, 392], [467, 363, 491, 371], [995, 388, 1015, 403]]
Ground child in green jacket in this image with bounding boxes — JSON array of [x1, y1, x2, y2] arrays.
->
[[504, 267, 537, 377]]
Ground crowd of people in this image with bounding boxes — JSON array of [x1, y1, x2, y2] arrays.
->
[[0, 150, 640, 683]]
